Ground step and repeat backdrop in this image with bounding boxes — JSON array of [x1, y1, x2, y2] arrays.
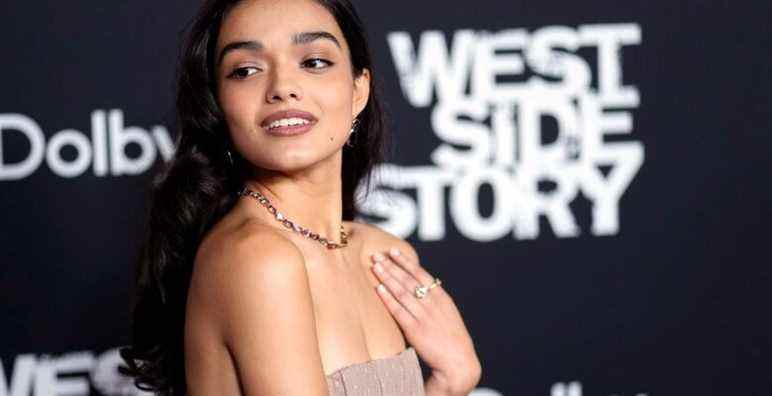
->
[[1, 1, 770, 395]]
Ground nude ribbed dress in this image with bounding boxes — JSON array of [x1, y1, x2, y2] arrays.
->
[[325, 346, 425, 396]]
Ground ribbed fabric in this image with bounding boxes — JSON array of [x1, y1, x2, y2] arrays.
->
[[325, 346, 425, 396]]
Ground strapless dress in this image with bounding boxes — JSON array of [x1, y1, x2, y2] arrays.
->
[[325, 346, 425, 396]]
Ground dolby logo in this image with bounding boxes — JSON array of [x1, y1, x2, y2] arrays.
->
[[0, 109, 175, 180]]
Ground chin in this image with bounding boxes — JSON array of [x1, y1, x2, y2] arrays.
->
[[241, 139, 341, 172], [251, 154, 327, 174]]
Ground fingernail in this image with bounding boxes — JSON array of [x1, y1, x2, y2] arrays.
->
[[389, 247, 401, 257], [372, 252, 385, 262], [377, 284, 387, 294], [373, 262, 383, 273]]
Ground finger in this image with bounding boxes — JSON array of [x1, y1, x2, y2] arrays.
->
[[387, 247, 447, 298], [371, 254, 428, 318], [375, 252, 423, 294], [373, 282, 419, 330]]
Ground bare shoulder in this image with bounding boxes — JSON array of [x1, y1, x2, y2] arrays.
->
[[190, 219, 310, 329], [195, 218, 305, 278], [349, 221, 420, 263], [188, 220, 328, 395], [189, 218, 310, 335]]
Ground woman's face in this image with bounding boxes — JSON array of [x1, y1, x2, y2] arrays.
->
[[215, 0, 370, 174]]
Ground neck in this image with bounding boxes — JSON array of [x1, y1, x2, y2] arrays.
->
[[241, 152, 345, 244]]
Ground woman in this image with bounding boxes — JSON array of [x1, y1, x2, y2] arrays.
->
[[120, 0, 481, 395]]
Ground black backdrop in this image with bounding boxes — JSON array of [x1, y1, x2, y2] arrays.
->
[[1, 1, 770, 395]]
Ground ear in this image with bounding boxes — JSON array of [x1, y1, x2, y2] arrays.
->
[[351, 68, 371, 118]]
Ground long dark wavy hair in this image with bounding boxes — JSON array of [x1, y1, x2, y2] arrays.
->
[[118, 0, 390, 394]]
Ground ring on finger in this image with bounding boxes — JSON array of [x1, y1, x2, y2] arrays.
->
[[414, 277, 442, 299]]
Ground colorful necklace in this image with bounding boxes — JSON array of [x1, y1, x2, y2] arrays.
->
[[238, 186, 348, 249]]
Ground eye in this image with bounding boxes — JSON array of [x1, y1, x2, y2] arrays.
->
[[302, 58, 334, 70], [227, 66, 260, 80]]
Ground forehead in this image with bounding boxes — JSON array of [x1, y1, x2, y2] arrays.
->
[[217, 0, 346, 50]]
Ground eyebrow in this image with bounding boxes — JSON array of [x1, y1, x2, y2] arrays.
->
[[217, 31, 341, 65]]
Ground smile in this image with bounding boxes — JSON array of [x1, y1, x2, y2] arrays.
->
[[267, 117, 310, 129], [261, 110, 318, 136], [264, 118, 316, 136]]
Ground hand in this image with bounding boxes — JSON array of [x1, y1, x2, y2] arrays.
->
[[370, 247, 481, 395]]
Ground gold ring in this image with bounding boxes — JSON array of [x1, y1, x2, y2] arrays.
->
[[415, 278, 441, 299], [428, 278, 442, 289]]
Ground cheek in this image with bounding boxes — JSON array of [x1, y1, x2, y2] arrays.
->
[[317, 80, 353, 128], [220, 88, 259, 133]]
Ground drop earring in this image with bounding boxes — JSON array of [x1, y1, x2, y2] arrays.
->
[[225, 149, 234, 166], [346, 118, 360, 147]]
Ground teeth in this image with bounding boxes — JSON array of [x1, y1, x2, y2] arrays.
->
[[267, 117, 310, 129]]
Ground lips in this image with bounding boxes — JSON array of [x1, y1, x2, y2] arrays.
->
[[259, 109, 318, 137], [260, 109, 318, 130]]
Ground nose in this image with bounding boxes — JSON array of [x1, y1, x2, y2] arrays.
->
[[265, 66, 303, 103]]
